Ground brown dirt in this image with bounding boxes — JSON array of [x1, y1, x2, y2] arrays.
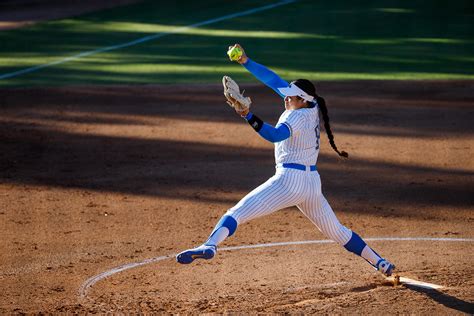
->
[[0, 81, 473, 314], [0, 0, 142, 30]]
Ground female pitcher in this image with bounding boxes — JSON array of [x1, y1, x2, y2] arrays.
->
[[176, 44, 395, 277]]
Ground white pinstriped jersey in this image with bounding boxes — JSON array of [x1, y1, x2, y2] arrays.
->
[[227, 101, 352, 247], [222, 59, 358, 261], [275, 104, 320, 166]]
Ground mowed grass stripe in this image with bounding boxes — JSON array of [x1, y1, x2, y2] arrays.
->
[[1, 0, 473, 86], [0, 0, 295, 80]]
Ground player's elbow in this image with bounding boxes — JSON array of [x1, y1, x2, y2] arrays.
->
[[257, 123, 290, 143], [261, 132, 288, 143]]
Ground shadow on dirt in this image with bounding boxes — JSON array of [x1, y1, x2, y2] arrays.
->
[[0, 118, 472, 216], [1, 81, 473, 137], [405, 285, 474, 314], [1, 83, 473, 217]]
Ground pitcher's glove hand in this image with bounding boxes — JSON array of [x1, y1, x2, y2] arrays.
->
[[222, 75, 251, 114]]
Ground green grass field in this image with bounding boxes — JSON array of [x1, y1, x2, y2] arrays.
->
[[1, 0, 473, 86]]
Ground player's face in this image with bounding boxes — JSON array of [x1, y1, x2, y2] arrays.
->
[[284, 95, 306, 110]]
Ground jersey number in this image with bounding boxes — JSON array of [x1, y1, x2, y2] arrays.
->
[[315, 124, 320, 150]]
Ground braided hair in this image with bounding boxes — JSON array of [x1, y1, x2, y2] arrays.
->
[[292, 79, 349, 158]]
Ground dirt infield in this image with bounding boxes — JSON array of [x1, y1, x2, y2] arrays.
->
[[0, 81, 473, 313]]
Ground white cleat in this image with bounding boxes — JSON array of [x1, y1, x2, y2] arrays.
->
[[176, 244, 217, 264]]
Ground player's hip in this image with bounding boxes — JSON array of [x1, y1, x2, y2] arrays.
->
[[227, 167, 323, 224], [268, 164, 321, 195]]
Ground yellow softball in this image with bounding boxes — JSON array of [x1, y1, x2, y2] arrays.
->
[[227, 46, 243, 61]]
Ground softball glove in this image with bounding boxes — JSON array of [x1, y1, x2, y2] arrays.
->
[[222, 75, 251, 112]]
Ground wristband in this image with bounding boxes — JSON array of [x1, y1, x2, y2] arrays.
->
[[246, 113, 263, 132]]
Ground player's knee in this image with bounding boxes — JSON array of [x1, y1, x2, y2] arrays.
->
[[321, 222, 352, 246], [216, 214, 238, 236]]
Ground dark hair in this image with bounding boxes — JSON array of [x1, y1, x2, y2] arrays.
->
[[292, 79, 349, 158]]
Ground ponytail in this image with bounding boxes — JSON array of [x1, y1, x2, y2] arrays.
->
[[316, 96, 349, 158], [291, 79, 348, 158]]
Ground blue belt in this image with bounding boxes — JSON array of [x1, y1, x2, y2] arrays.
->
[[282, 163, 317, 171]]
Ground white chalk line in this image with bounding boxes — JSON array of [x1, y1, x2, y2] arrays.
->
[[0, 0, 296, 80], [79, 236, 474, 299]]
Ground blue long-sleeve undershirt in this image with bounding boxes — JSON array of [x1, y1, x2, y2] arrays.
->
[[245, 112, 290, 142], [243, 58, 289, 99], [260, 122, 291, 142], [242, 59, 291, 142]]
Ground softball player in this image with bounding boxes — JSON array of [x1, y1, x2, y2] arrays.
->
[[177, 44, 395, 277]]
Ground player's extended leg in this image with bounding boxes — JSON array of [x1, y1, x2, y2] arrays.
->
[[298, 175, 395, 276], [177, 170, 305, 264]]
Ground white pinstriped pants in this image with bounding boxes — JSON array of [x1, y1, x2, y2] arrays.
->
[[226, 167, 352, 245]]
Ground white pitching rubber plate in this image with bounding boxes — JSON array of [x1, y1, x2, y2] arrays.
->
[[388, 275, 444, 290]]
